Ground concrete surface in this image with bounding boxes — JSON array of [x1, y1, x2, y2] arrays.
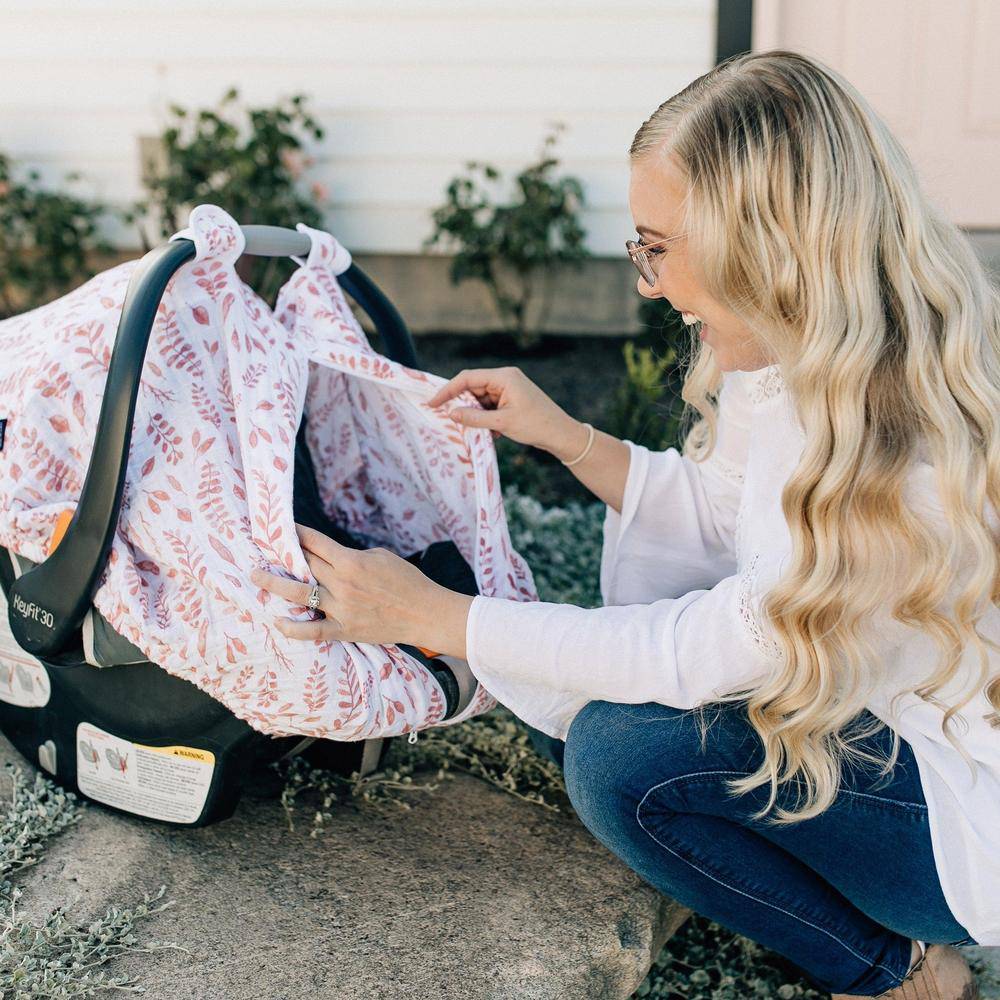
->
[[1, 737, 690, 1000]]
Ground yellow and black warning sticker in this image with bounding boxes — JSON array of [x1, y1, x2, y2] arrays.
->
[[75, 721, 215, 824]]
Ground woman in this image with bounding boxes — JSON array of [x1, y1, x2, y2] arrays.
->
[[252, 50, 999, 999]]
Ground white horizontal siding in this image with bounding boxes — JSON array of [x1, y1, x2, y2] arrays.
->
[[2, 9, 710, 61], [0, 1, 716, 253], [1, 0, 706, 13]]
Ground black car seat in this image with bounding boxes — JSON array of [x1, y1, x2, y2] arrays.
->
[[0, 225, 479, 827]]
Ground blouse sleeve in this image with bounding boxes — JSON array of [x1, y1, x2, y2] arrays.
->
[[462, 372, 773, 737], [464, 572, 779, 725], [601, 369, 753, 606]]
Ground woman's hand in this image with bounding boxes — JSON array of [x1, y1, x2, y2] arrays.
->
[[250, 523, 474, 658], [426, 366, 585, 460]]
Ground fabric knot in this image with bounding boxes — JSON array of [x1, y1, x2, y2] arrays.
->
[[168, 204, 246, 264], [293, 222, 352, 275]]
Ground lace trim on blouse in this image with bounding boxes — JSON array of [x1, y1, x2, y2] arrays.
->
[[706, 453, 745, 486], [746, 365, 786, 404], [737, 551, 783, 661], [734, 500, 746, 557]]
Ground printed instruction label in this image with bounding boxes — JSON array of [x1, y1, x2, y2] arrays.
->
[[0, 588, 51, 708], [76, 721, 215, 824]]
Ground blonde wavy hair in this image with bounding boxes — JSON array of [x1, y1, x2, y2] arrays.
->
[[630, 49, 1000, 824]]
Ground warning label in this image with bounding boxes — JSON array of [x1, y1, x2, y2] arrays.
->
[[0, 589, 51, 708], [76, 721, 215, 824]]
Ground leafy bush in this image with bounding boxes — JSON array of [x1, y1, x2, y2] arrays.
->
[[424, 123, 590, 349], [125, 87, 327, 306], [603, 340, 684, 451], [501, 484, 606, 607], [0, 152, 115, 319]]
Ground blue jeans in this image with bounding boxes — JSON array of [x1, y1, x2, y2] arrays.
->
[[525, 699, 977, 996]]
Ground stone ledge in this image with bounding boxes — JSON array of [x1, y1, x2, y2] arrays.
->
[[1, 738, 689, 999]]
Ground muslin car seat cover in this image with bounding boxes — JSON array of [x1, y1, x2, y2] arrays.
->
[[0, 204, 538, 740]]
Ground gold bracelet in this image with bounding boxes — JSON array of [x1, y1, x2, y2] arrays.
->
[[561, 422, 595, 467]]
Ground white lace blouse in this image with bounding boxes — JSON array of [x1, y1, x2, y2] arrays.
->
[[464, 364, 1000, 945]]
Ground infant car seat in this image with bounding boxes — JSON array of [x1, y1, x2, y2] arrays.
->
[[0, 224, 480, 827]]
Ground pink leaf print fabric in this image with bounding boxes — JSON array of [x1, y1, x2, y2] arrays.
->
[[0, 204, 538, 740]]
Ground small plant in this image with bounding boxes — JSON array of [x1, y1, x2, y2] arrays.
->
[[424, 123, 591, 350], [0, 763, 185, 996], [636, 913, 830, 999], [125, 87, 328, 305], [275, 703, 569, 837], [603, 340, 683, 452], [0, 764, 82, 902], [0, 152, 116, 319], [1, 884, 184, 997], [502, 484, 606, 607]]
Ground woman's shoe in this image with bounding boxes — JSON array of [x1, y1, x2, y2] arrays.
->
[[868, 941, 980, 999]]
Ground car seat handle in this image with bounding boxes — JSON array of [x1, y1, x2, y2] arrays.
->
[[237, 225, 313, 259]]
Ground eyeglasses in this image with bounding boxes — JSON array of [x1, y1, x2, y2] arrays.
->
[[625, 233, 685, 287]]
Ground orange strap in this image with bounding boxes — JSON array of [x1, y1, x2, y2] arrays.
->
[[415, 645, 441, 659], [47, 509, 74, 556]]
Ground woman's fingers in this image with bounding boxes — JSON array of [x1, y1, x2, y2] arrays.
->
[[273, 616, 342, 641], [251, 555, 335, 618], [303, 549, 337, 596], [253, 525, 353, 611], [426, 369, 506, 408], [250, 567, 314, 609], [252, 565, 346, 636], [450, 406, 503, 431], [252, 526, 358, 639], [295, 521, 346, 561]]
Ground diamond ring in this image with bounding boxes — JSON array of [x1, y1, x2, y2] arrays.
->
[[306, 584, 321, 612]]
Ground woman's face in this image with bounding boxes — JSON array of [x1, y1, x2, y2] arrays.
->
[[628, 152, 775, 372]]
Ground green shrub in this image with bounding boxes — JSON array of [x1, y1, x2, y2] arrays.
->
[[501, 484, 605, 608], [603, 340, 684, 452], [424, 123, 590, 350], [0, 152, 115, 319], [125, 87, 327, 306]]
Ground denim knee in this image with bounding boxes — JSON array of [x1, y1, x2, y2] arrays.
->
[[565, 697, 739, 773], [562, 700, 769, 834], [562, 701, 710, 827]]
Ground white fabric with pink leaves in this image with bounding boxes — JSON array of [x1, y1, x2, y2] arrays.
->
[[0, 203, 537, 740]]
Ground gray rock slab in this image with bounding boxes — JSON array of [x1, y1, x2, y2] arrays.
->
[[1, 737, 689, 1000]]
